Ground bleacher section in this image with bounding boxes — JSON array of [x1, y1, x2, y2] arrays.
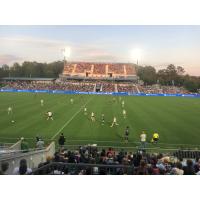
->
[[117, 83, 138, 93], [62, 62, 137, 79]]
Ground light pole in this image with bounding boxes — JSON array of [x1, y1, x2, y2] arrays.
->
[[62, 47, 71, 66]]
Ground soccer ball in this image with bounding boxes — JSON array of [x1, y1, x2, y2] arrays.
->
[[11, 120, 15, 123]]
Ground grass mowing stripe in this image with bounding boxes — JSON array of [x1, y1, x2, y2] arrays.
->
[[51, 96, 93, 140]]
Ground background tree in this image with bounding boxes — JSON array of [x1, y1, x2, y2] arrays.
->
[[137, 66, 157, 85]]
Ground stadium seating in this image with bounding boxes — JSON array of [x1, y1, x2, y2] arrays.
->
[[93, 64, 106, 75], [1, 80, 194, 94], [108, 64, 124, 74], [62, 62, 136, 78], [117, 83, 137, 93], [75, 63, 92, 73], [30, 145, 200, 175]]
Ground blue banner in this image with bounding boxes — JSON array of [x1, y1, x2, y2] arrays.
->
[[0, 88, 200, 98]]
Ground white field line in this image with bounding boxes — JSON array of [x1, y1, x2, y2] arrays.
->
[[51, 97, 93, 140]]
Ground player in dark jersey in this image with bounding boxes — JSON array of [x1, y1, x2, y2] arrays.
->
[[124, 126, 129, 143]]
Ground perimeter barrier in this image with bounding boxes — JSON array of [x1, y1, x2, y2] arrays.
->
[[1, 88, 200, 97]]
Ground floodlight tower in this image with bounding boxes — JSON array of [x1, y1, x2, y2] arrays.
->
[[62, 47, 71, 66], [131, 48, 142, 66]]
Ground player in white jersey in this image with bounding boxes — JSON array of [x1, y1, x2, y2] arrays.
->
[[40, 99, 44, 106], [91, 112, 95, 122], [110, 116, 119, 127], [121, 100, 125, 108], [7, 106, 12, 115], [84, 107, 87, 115], [101, 114, 105, 125], [122, 109, 127, 119], [70, 98, 74, 104], [46, 111, 53, 120]]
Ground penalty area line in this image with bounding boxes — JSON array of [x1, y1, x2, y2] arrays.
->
[[51, 97, 93, 140]]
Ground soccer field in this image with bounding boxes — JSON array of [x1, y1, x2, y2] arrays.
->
[[0, 92, 200, 149]]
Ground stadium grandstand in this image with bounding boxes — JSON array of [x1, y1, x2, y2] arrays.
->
[[60, 62, 138, 80]]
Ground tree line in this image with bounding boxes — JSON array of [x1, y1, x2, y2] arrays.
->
[[0, 61, 64, 79], [137, 64, 200, 92]]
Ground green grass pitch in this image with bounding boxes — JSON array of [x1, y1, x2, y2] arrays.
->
[[0, 92, 200, 149]]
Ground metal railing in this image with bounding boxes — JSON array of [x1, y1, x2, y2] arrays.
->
[[32, 162, 135, 175]]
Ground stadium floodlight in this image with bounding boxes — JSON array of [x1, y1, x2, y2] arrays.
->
[[131, 48, 142, 65], [62, 46, 71, 59]]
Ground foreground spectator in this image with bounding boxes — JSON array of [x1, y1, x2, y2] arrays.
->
[[0, 162, 9, 175], [183, 159, 195, 175], [13, 159, 32, 175]]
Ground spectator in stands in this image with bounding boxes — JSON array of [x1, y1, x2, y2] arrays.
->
[[194, 158, 200, 174], [13, 159, 32, 175], [36, 138, 45, 150], [183, 159, 195, 175], [171, 162, 184, 175], [21, 137, 29, 153], [58, 133, 66, 147], [136, 159, 149, 175], [0, 162, 9, 175]]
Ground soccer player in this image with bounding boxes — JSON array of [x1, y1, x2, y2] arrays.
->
[[124, 126, 129, 143], [110, 116, 118, 127], [140, 131, 147, 149], [121, 100, 125, 108], [7, 106, 12, 115], [84, 107, 87, 115], [101, 114, 105, 125], [151, 131, 159, 144], [40, 99, 44, 106], [46, 111, 53, 120], [91, 112, 95, 122], [122, 109, 127, 119], [70, 98, 74, 104]]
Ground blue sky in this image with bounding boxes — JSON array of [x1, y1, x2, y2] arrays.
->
[[0, 25, 200, 75]]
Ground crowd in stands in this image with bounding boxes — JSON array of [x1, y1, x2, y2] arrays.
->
[[108, 64, 124, 74], [0, 80, 195, 94], [1, 81, 95, 92], [137, 85, 162, 94], [101, 82, 115, 92], [138, 85, 192, 94], [63, 65, 75, 74], [2, 145, 200, 175], [126, 65, 135, 75], [161, 86, 190, 94], [117, 84, 137, 93], [75, 63, 92, 73], [62, 62, 136, 77], [93, 64, 106, 75]]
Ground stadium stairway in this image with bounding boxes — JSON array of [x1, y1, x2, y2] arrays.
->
[[124, 65, 127, 76], [93, 83, 97, 92], [115, 84, 118, 92], [135, 84, 140, 93], [91, 65, 94, 76], [105, 65, 109, 75], [72, 64, 77, 74]]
